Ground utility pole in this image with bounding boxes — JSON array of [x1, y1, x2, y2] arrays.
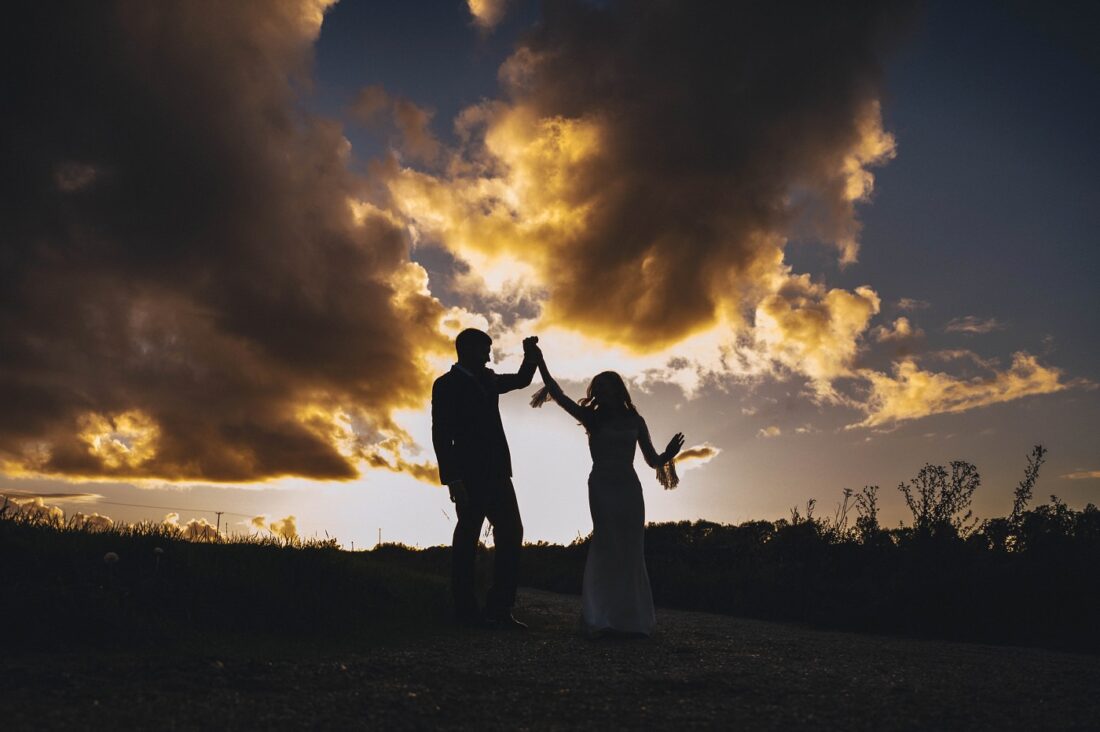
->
[[378, 527, 381, 547], [215, 511, 224, 538]]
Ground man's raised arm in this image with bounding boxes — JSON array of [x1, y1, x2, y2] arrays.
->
[[495, 336, 541, 394]]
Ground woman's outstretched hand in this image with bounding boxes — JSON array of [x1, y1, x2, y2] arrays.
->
[[664, 432, 686, 461]]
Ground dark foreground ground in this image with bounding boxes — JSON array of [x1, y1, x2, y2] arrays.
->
[[5, 589, 1099, 731]]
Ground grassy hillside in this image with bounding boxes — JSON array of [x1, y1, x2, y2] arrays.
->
[[0, 514, 449, 652], [4, 446, 1098, 654]]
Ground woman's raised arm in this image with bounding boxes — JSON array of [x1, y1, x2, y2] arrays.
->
[[532, 359, 592, 427]]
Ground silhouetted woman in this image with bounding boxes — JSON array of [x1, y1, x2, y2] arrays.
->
[[532, 358, 684, 637]]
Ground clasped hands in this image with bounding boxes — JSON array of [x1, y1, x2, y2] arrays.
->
[[522, 335, 543, 364]]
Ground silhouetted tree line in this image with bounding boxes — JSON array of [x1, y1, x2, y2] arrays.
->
[[6, 446, 1096, 652], [379, 446, 1100, 651]]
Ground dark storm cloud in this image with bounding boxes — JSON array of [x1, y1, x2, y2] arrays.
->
[[349, 85, 442, 164], [510, 0, 913, 344], [390, 0, 915, 349], [0, 1, 447, 481]]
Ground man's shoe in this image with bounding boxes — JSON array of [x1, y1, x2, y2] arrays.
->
[[484, 613, 529, 631]]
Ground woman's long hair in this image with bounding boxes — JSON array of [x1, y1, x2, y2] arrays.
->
[[581, 371, 677, 486], [578, 371, 638, 429]]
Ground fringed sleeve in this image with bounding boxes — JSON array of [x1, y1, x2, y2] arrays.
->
[[656, 458, 679, 490], [529, 385, 553, 408]]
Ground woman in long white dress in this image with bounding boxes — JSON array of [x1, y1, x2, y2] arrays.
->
[[532, 358, 685, 637]]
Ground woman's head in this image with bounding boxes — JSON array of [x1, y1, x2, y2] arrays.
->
[[580, 371, 636, 415]]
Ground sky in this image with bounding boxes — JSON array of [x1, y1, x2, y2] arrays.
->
[[2, 0, 1097, 547]]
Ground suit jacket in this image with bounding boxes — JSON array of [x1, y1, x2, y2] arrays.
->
[[432, 359, 536, 486]]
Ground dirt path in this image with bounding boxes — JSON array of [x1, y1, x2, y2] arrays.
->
[[6, 589, 1099, 730]]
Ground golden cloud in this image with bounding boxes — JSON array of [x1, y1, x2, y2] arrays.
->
[[467, 0, 509, 30], [852, 352, 1067, 428], [389, 0, 1073, 434], [1062, 470, 1100, 480], [269, 515, 299, 542], [71, 512, 114, 531], [897, 298, 930, 312], [945, 316, 1006, 335], [872, 317, 924, 343], [386, 2, 909, 353], [675, 444, 719, 463], [1, 0, 1075, 489], [183, 517, 219, 542], [2, 496, 64, 524], [753, 275, 881, 400], [376, 1, 1079, 446], [674, 443, 721, 472], [1, 1, 450, 483], [77, 411, 161, 471]]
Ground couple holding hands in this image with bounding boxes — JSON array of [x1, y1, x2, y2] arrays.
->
[[431, 329, 685, 637]]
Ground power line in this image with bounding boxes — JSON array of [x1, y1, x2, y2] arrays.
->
[[93, 500, 254, 518]]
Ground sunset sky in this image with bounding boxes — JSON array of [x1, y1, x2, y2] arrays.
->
[[2, 0, 1097, 548]]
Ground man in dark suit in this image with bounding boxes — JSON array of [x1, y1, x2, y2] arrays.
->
[[432, 328, 541, 628]]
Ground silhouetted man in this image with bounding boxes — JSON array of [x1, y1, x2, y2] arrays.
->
[[432, 328, 540, 629]]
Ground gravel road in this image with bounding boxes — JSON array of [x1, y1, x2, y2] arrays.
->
[[6, 589, 1099, 730]]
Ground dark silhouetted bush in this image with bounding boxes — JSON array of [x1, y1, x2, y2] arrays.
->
[[5, 444, 1096, 653], [384, 445, 1099, 652]]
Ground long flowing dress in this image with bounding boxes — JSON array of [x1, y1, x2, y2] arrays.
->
[[581, 419, 657, 636], [532, 372, 671, 636]]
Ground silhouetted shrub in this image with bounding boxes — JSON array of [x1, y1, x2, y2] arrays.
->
[[6, 445, 1097, 653], [897, 460, 980, 538], [353, 445, 1098, 651], [518, 444, 1098, 652]]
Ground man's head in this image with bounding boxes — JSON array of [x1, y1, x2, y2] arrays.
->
[[455, 328, 492, 368]]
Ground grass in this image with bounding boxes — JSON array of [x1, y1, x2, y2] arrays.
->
[[0, 510, 450, 653], [4, 445, 1098, 655]]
